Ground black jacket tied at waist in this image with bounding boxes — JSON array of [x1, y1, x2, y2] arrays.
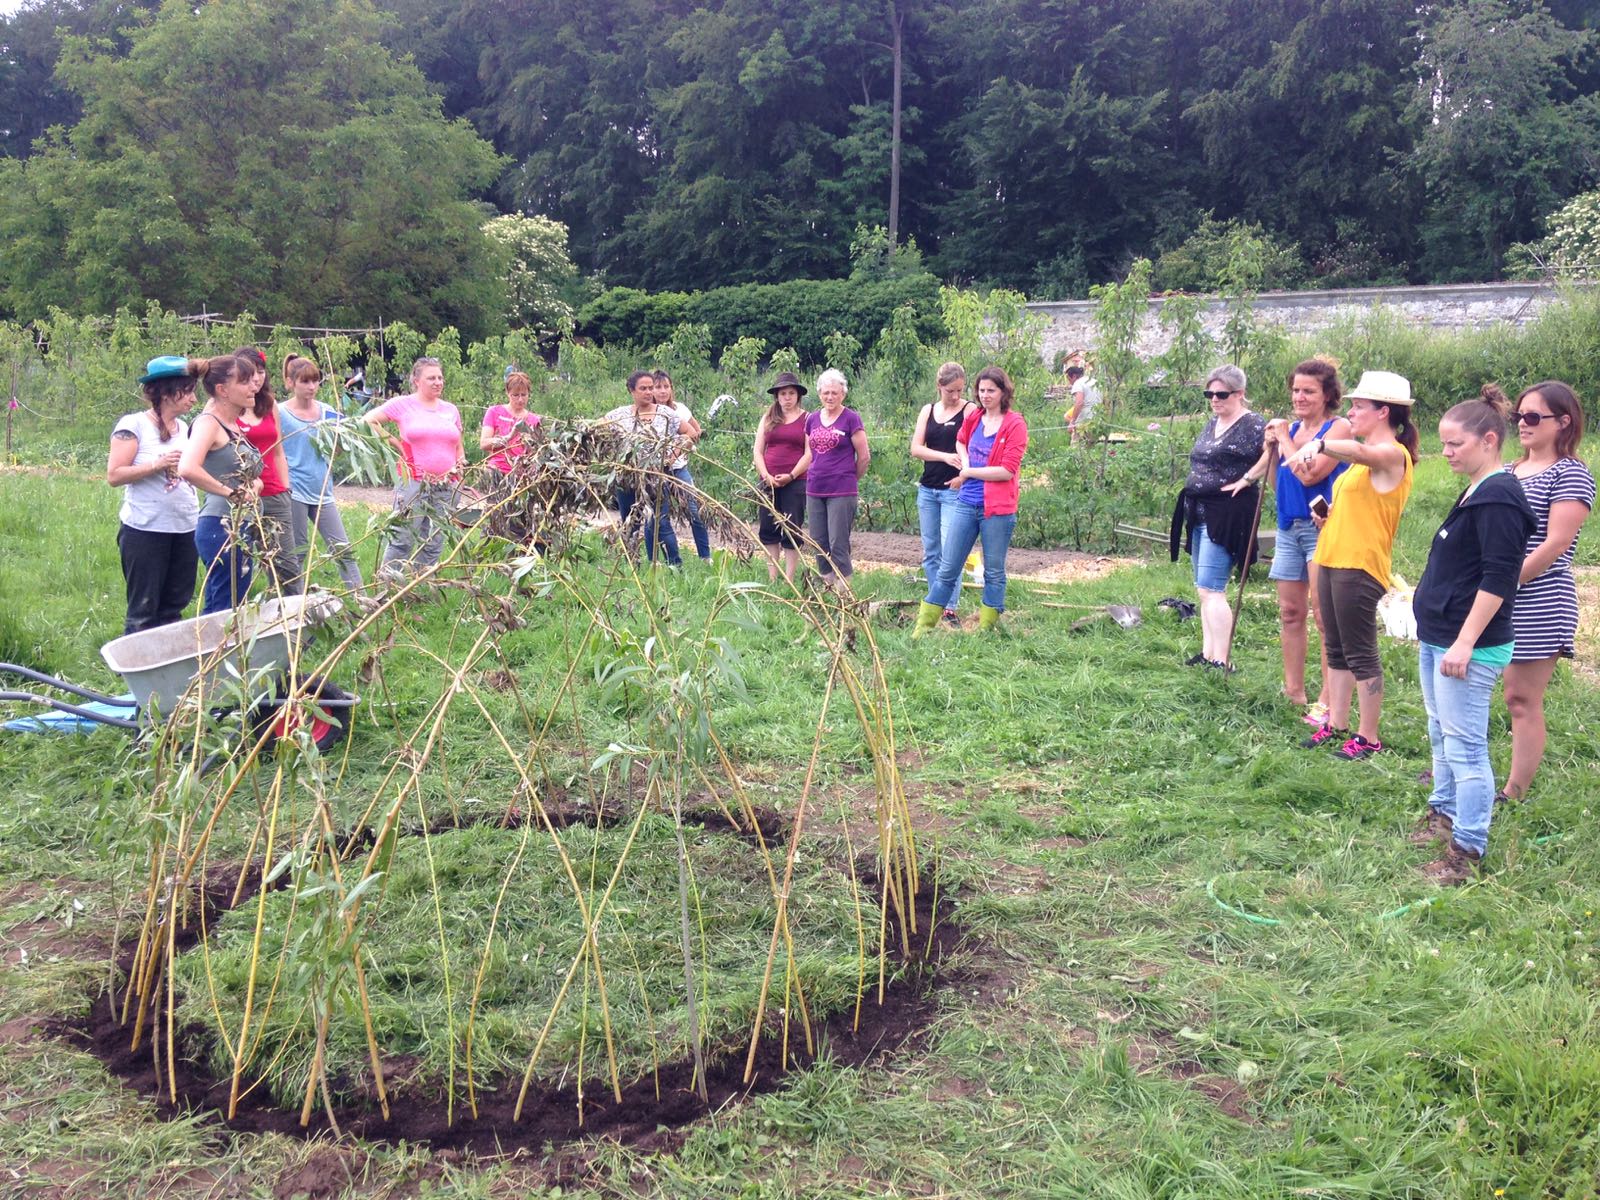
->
[[1169, 486, 1262, 578]]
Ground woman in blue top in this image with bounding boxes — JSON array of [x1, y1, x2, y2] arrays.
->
[[277, 354, 366, 598], [1227, 358, 1350, 718]]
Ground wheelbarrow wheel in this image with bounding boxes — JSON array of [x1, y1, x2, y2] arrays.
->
[[250, 675, 352, 755]]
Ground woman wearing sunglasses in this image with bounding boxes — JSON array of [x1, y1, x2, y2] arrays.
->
[[1499, 382, 1595, 801], [1169, 365, 1265, 668]]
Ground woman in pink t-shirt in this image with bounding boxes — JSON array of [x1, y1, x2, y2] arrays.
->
[[363, 356, 464, 580], [478, 369, 543, 542]]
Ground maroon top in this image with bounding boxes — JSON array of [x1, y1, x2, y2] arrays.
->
[[761, 412, 806, 475]]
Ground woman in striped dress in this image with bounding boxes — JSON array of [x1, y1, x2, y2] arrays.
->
[[1500, 381, 1595, 801]]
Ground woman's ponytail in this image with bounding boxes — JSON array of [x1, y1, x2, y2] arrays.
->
[[1440, 383, 1511, 453]]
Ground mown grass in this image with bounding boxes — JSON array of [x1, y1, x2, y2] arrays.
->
[[2, 461, 1599, 1198]]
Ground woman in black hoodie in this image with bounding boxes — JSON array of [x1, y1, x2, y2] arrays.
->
[[1409, 385, 1535, 886]]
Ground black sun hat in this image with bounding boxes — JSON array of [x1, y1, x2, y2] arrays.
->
[[766, 371, 808, 398]]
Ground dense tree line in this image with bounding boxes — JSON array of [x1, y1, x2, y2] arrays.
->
[[2, 0, 1599, 328]]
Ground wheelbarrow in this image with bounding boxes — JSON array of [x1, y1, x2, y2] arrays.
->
[[1, 593, 357, 754]]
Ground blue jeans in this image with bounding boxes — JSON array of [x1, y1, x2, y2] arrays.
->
[[917, 485, 960, 602], [1268, 517, 1320, 583], [616, 485, 681, 565], [669, 466, 711, 560], [1418, 641, 1505, 856], [380, 480, 456, 578], [925, 501, 1017, 611], [194, 514, 254, 615], [1191, 522, 1235, 592]]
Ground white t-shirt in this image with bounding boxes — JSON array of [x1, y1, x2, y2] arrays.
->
[[1071, 378, 1101, 420], [667, 401, 694, 470], [112, 411, 199, 532]]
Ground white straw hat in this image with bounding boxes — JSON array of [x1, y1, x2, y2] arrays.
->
[[1345, 370, 1414, 407]]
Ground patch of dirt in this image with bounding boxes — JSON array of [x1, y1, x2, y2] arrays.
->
[[478, 668, 518, 692], [1189, 1075, 1257, 1124], [333, 484, 393, 510], [927, 1074, 986, 1102], [850, 530, 1133, 584], [62, 802, 968, 1166], [329, 484, 1136, 586], [1037, 835, 1088, 850], [13, 1158, 97, 1198], [273, 1147, 371, 1200], [0, 1014, 48, 1045]]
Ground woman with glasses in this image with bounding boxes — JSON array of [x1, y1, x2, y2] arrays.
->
[[1498, 381, 1595, 801], [1169, 365, 1265, 668]]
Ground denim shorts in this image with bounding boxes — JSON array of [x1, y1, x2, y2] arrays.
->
[[1268, 517, 1321, 583], [1191, 523, 1235, 592]]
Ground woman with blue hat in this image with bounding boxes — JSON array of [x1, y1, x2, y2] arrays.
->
[[106, 355, 202, 633]]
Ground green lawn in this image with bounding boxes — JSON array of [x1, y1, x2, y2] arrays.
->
[[2, 461, 1598, 1199]]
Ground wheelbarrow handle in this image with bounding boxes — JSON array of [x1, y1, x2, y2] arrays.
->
[[0, 689, 142, 731], [0, 662, 124, 706]]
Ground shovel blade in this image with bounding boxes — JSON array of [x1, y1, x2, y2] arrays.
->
[[1107, 604, 1142, 628]]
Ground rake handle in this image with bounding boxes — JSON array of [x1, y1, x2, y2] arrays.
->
[[1227, 443, 1279, 668]]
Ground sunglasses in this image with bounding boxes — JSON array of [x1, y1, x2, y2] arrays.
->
[[1514, 411, 1558, 426], [1202, 389, 1235, 400]]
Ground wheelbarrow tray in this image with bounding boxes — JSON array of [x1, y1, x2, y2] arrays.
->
[[100, 593, 341, 717]]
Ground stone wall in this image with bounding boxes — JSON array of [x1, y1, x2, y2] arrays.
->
[[1027, 281, 1588, 363]]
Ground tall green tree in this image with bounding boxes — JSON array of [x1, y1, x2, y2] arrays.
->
[[1176, 0, 1422, 277], [0, 0, 506, 335], [1409, 0, 1600, 280], [0, 0, 158, 159]]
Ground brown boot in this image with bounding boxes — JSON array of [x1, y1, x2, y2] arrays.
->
[[1407, 808, 1453, 847], [1421, 841, 1483, 887]]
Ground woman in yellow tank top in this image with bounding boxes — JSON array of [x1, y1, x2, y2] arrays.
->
[[1287, 371, 1420, 759]]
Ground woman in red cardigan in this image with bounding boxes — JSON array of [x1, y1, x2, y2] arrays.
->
[[913, 366, 1029, 635]]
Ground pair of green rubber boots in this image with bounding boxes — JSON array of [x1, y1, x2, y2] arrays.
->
[[911, 601, 999, 638]]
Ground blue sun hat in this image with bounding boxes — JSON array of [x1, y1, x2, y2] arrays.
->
[[138, 355, 192, 384]]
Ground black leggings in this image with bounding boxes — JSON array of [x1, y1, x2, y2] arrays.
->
[[1317, 566, 1386, 681]]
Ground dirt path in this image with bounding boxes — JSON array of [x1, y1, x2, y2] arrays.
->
[[333, 486, 1134, 585]]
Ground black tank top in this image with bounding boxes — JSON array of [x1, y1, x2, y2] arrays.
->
[[919, 403, 969, 489]]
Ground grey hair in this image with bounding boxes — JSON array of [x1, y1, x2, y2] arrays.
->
[[1206, 364, 1247, 394], [935, 361, 967, 387], [816, 368, 849, 394], [411, 356, 443, 382]]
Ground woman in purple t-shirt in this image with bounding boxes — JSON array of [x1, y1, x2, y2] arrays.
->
[[792, 368, 870, 588]]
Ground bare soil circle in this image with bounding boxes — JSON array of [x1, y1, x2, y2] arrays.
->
[[62, 803, 964, 1158]]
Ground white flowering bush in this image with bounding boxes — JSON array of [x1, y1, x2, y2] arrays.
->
[[482, 213, 579, 344], [1508, 190, 1600, 279]]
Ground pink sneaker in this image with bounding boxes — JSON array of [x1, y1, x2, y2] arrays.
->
[[1337, 734, 1383, 760], [1301, 723, 1343, 749]]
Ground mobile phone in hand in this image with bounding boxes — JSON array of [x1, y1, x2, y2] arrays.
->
[[1309, 495, 1330, 520]]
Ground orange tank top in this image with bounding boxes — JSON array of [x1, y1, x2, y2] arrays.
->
[[1311, 453, 1413, 589]]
